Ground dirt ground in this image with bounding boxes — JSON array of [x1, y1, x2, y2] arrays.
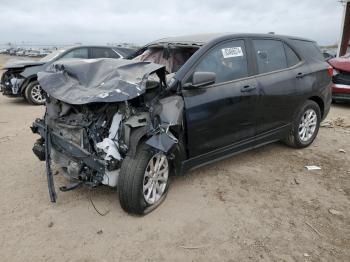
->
[[0, 54, 349, 262]]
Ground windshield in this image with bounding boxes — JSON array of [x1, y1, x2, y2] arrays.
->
[[40, 49, 65, 62], [134, 46, 199, 73]]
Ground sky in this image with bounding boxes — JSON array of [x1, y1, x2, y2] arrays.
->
[[0, 0, 345, 46]]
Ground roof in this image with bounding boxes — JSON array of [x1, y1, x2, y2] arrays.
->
[[153, 33, 229, 46], [57, 45, 135, 57], [150, 33, 314, 46]]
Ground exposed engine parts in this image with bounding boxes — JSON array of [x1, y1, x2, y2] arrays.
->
[[31, 58, 185, 202]]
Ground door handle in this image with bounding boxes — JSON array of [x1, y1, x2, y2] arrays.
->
[[240, 85, 256, 92], [296, 72, 305, 79]]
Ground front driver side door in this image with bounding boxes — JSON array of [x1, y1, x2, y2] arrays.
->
[[182, 39, 258, 157]]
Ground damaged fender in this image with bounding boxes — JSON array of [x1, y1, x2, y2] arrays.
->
[[146, 95, 184, 153]]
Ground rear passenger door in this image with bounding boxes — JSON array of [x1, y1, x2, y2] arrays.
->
[[251, 39, 302, 135], [90, 47, 121, 59]]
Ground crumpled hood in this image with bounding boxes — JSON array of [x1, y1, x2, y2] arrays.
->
[[3, 59, 45, 69], [38, 58, 166, 105], [328, 57, 350, 72]]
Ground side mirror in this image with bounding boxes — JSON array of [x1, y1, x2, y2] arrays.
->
[[183, 71, 216, 89]]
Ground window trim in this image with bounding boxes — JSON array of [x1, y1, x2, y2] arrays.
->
[[182, 38, 252, 88], [250, 38, 304, 77]]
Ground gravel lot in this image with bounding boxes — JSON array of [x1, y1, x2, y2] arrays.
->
[[0, 54, 349, 262]]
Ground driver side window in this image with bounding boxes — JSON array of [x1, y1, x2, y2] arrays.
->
[[193, 40, 248, 84], [61, 48, 88, 59]]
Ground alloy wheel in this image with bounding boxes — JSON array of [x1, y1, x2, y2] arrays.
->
[[30, 84, 45, 104], [298, 109, 317, 142], [143, 153, 169, 205]]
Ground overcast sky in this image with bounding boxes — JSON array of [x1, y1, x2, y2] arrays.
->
[[0, 0, 344, 46]]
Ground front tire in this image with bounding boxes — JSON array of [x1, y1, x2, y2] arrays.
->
[[284, 100, 321, 148], [118, 144, 170, 215], [24, 81, 46, 105]]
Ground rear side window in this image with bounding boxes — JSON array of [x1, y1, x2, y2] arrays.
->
[[91, 48, 120, 59], [284, 44, 300, 67], [193, 39, 248, 84], [252, 40, 287, 74], [61, 48, 88, 59]]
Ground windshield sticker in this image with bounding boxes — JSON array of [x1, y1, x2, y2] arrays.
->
[[221, 47, 243, 58]]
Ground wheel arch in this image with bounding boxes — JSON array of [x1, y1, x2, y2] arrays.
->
[[308, 96, 324, 118], [20, 75, 38, 95], [126, 126, 149, 158]]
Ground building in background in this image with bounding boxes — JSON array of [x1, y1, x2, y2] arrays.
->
[[337, 0, 350, 56]]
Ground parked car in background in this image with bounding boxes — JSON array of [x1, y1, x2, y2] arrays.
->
[[8, 49, 16, 55], [31, 33, 332, 215], [0, 45, 135, 105], [328, 53, 350, 102], [39, 49, 52, 57], [15, 49, 26, 56], [27, 50, 41, 57], [0, 48, 8, 54]]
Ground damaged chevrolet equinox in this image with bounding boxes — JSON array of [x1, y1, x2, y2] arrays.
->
[[31, 34, 332, 215]]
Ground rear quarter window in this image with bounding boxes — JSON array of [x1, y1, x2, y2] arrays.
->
[[291, 40, 324, 61], [284, 43, 300, 67]]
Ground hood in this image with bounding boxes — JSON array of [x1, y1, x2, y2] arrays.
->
[[328, 57, 350, 72], [3, 59, 46, 69], [38, 58, 166, 105]]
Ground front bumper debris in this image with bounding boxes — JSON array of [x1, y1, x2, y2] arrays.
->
[[31, 118, 108, 202], [1, 77, 25, 97], [32, 119, 106, 174]]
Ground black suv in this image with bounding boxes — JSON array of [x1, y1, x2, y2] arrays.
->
[[31, 33, 332, 215], [0, 46, 135, 105]]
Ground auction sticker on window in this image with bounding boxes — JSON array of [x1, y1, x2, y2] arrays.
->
[[221, 47, 243, 58]]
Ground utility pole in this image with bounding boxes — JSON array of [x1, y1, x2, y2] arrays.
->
[[337, 0, 350, 57]]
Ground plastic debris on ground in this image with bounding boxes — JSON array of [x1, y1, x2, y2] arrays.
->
[[328, 208, 343, 216], [305, 165, 322, 171]]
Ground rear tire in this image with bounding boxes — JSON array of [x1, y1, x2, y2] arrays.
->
[[24, 81, 46, 105], [284, 100, 321, 148], [118, 144, 170, 215]]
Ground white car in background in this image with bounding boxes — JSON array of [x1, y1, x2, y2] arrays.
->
[[39, 50, 52, 57], [15, 50, 26, 56], [27, 50, 41, 57]]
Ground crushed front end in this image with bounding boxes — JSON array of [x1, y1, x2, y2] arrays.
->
[[1, 60, 44, 97], [31, 58, 185, 202], [0, 68, 26, 96]]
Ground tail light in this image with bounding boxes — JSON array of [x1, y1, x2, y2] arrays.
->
[[327, 66, 333, 77]]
